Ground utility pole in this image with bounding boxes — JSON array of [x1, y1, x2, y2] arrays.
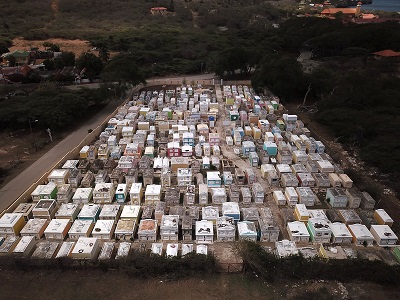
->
[[28, 117, 38, 151]]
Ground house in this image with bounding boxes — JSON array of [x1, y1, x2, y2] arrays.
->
[[374, 209, 394, 227], [326, 188, 348, 208], [216, 216, 236, 242], [68, 168, 82, 189], [97, 144, 110, 160], [285, 187, 298, 206], [77, 204, 101, 222], [31, 182, 57, 201], [120, 205, 141, 221], [124, 142, 141, 158], [307, 218, 332, 243], [240, 187, 252, 204], [99, 204, 121, 220], [182, 215, 193, 241], [338, 209, 362, 225], [211, 187, 227, 204], [48, 169, 70, 187], [115, 183, 127, 203], [160, 215, 180, 241], [223, 171, 233, 185], [329, 222, 353, 244], [202, 156, 211, 170], [0, 213, 26, 237], [258, 216, 280, 242], [347, 224, 375, 246], [249, 152, 259, 167], [177, 168, 193, 187], [32, 200, 57, 220], [370, 225, 398, 246], [273, 190, 286, 206], [182, 132, 194, 146], [94, 169, 109, 184], [55, 203, 80, 222], [115, 219, 137, 240], [138, 219, 158, 242], [209, 133, 220, 146], [320, 3, 362, 18], [184, 185, 196, 205], [181, 145, 193, 157], [237, 221, 258, 242], [129, 183, 143, 205], [251, 183, 264, 204], [202, 206, 219, 225], [242, 141, 256, 158], [164, 187, 180, 206], [13, 236, 36, 257], [195, 220, 214, 244], [345, 187, 362, 209], [312, 173, 331, 188], [1, 49, 31, 65], [68, 219, 94, 239], [145, 184, 162, 205], [44, 219, 71, 240], [81, 171, 95, 188], [71, 237, 100, 259], [92, 220, 115, 240], [56, 184, 73, 204], [294, 203, 309, 223], [198, 184, 209, 205], [72, 187, 93, 204], [206, 171, 221, 187], [222, 202, 240, 222], [287, 221, 310, 243], [295, 187, 315, 206], [170, 156, 189, 172], [244, 168, 256, 185], [12, 203, 35, 222], [166, 142, 181, 158], [93, 183, 115, 204]]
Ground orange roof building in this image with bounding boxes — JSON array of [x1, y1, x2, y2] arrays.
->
[[321, 2, 362, 18], [372, 50, 400, 57]]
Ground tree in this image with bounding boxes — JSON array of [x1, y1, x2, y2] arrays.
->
[[7, 55, 16, 67], [252, 54, 306, 100], [98, 44, 110, 62], [101, 53, 146, 86], [43, 42, 60, 52], [54, 51, 75, 69], [0, 41, 9, 55], [75, 52, 104, 80]]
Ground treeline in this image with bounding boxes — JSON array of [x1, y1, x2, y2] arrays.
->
[[0, 251, 216, 279], [0, 83, 124, 130]]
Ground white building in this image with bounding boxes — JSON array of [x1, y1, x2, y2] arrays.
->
[[93, 183, 115, 204], [216, 216, 236, 242], [129, 183, 143, 205], [195, 220, 214, 244], [144, 184, 162, 205], [0, 213, 26, 237], [71, 237, 100, 259], [44, 219, 71, 240], [370, 225, 398, 246], [329, 222, 353, 244], [99, 204, 121, 220], [92, 220, 115, 240], [237, 221, 258, 242], [287, 221, 310, 243], [68, 219, 94, 239], [348, 224, 375, 246], [160, 215, 180, 241]]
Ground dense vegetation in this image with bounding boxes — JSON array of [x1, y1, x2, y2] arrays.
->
[[236, 241, 400, 285], [1, 0, 400, 174], [0, 83, 126, 130]]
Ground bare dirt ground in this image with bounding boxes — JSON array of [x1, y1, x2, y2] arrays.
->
[[0, 269, 399, 300], [10, 38, 92, 56]]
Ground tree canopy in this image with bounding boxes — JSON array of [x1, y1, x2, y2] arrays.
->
[[101, 54, 146, 85]]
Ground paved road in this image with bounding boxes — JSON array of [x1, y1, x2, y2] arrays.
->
[[0, 73, 217, 213], [0, 99, 121, 212]]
